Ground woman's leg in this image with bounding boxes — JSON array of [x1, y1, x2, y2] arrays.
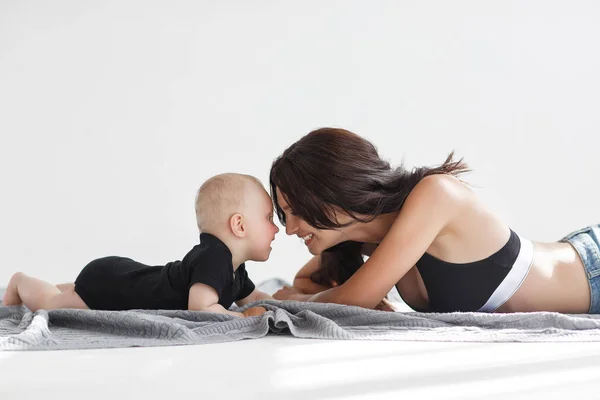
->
[[3, 272, 87, 312]]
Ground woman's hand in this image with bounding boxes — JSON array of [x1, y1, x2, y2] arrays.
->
[[273, 285, 312, 301]]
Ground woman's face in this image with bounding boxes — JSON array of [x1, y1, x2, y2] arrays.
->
[[275, 187, 353, 255]]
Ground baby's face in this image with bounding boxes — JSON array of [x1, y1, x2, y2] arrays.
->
[[245, 188, 279, 262]]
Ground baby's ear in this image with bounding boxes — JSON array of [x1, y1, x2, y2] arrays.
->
[[229, 213, 246, 238]]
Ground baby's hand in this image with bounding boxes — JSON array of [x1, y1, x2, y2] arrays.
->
[[242, 306, 267, 318], [375, 298, 398, 312]]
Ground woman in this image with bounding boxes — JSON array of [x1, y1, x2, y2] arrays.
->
[[270, 127, 596, 313]]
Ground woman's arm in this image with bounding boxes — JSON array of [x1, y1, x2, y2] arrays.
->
[[307, 175, 463, 309], [292, 255, 333, 294], [293, 244, 377, 294], [276, 250, 402, 312], [272, 256, 328, 300]]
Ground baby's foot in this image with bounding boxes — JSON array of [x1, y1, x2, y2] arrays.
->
[[3, 273, 23, 306]]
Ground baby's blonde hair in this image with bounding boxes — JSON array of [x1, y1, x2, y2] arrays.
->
[[195, 173, 265, 233]]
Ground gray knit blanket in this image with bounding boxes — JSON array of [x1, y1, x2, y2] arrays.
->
[[3, 284, 600, 350]]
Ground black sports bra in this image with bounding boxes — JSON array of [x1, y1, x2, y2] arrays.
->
[[399, 229, 534, 313]]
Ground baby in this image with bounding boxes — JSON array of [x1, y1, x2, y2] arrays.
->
[[2, 173, 278, 318]]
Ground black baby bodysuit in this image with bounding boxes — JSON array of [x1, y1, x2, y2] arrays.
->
[[74, 233, 255, 310]]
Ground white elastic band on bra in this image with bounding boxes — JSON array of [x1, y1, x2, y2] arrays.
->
[[477, 233, 534, 313]]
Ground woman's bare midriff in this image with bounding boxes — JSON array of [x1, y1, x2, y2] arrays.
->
[[496, 241, 590, 313]]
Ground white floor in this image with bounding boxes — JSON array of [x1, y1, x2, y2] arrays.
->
[[3, 335, 600, 400]]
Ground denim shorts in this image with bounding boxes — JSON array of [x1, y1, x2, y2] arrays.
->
[[560, 224, 600, 314]]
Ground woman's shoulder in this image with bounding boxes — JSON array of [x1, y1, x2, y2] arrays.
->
[[408, 174, 471, 205], [362, 175, 475, 255], [397, 174, 475, 238]]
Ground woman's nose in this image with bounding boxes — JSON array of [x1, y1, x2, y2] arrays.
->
[[285, 218, 298, 235]]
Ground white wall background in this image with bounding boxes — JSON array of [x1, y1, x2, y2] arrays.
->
[[1, 0, 599, 286]]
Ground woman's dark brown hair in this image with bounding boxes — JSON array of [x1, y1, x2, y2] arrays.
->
[[269, 127, 470, 288]]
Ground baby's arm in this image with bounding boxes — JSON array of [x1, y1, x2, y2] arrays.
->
[[236, 289, 273, 307], [189, 283, 254, 317]]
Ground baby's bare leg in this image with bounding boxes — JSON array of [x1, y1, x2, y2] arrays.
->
[[3, 273, 24, 305], [3, 272, 87, 312], [56, 283, 75, 292]]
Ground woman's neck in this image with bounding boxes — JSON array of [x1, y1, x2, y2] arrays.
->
[[344, 211, 399, 243]]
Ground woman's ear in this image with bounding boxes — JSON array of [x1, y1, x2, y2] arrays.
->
[[229, 213, 246, 238]]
